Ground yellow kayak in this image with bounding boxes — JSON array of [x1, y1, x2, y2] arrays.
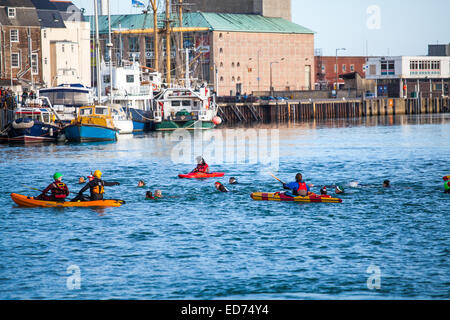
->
[[11, 193, 125, 208], [251, 192, 343, 203]]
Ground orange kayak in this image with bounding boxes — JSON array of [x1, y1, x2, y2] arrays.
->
[[11, 193, 125, 208]]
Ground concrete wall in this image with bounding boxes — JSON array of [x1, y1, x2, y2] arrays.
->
[[189, 0, 291, 20], [212, 31, 314, 96]]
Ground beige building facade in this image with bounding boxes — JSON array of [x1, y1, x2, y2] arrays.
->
[[212, 31, 314, 95], [41, 19, 91, 87]]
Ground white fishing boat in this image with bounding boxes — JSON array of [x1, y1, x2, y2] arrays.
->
[[108, 104, 133, 134]]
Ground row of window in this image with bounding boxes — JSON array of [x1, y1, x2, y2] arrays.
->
[[321, 64, 356, 73], [219, 76, 242, 82], [410, 60, 441, 70], [10, 52, 39, 74]]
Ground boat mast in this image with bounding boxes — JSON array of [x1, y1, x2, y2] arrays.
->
[[107, 0, 113, 103], [165, 0, 171, 85], [94, 0, 102, 102], [149, 0, 159, 74], [185, 47, 190, 88]]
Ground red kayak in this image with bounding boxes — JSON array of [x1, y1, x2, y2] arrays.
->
[[443, 175, 450, 181], [178, 172, 225, 179]]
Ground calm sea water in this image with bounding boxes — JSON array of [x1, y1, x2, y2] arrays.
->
[[0, 114, 449, 299]]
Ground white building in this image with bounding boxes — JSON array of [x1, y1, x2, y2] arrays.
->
[[365, 56, 450, 98], [39, 1, 91, 87]]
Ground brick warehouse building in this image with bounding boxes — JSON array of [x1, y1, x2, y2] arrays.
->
[[92, 12, 315, 96], [0, 0, 42, 88], [315, 55, 367, 90]]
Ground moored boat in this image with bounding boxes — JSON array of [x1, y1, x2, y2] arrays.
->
[[64, 105, 118, 142], [153, 85, 218, 131], [7, 105, 62, 143]]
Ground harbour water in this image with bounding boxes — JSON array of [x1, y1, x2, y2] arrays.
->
[[0, 114, 449, 299]]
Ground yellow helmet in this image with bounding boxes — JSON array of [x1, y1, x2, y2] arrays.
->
[[93, 170, 102, 179]]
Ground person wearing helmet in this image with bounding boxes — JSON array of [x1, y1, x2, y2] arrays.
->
[[36, 172, 70, 202], [444, 180, 450, 194], [229, 177, 238, 185], [335, 185, 345, 194], [215, 181, 228, 193], [320, 186, 328, 195], [74, 170, 120, 201], [192, 156, 209, 174], [282, 173, 310, 197]]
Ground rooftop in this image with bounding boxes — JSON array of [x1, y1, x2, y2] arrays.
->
[[87, 12, 314, 35]]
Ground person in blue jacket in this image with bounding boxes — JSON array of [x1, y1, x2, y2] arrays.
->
[[283, 173, 310, 196]]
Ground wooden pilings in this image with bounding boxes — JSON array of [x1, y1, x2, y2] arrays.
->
[[217, 97, 450, 125]]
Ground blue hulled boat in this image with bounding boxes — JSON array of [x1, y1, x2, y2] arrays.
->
[[64, 106, 118, 142], [7, 107, 62, 143]]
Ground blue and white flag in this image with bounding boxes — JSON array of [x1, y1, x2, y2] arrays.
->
[[132, 0, 145, 8]]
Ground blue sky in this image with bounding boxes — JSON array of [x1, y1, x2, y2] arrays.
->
[[73, 0, 450, 56]]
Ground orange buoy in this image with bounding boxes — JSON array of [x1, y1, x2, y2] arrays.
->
[[212, 116, 222, 125]]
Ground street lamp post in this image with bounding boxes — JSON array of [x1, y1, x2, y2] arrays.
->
[[335, 48, 346, 92], [270, 58, 284, 97]]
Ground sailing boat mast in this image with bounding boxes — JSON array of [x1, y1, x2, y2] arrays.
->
[[165, 0, 172, 85], [149, 0, 159, 74], [107, 0, 113, 103], [94, 0, 102, 102]]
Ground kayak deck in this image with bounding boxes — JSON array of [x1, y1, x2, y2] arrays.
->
[[251, 192, 342, 203], [11, 193, 124, 208], [178, 172, 225, 179]]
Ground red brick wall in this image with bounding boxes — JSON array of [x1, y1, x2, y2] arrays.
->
[[1, 26, 42, 87], [315, 56, 367, 89], [213, 31, 315, 95]]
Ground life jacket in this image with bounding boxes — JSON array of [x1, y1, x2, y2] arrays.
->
[[51, 182, 69, 200], [92, 180, 105, 195], [295, 182, 308, 196], [196, 163, 209, 173]]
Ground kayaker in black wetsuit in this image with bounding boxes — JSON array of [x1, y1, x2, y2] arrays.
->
[[73, 170, 120, 201], [36, 172, 70, 202], [229, 177, 237, 185]]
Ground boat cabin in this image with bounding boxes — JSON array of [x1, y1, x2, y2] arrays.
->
[[15, 108, 54, 124]]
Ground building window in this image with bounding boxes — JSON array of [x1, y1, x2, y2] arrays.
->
[[342, 64, 346, 72], [237, 62, 240, 67], [103, 75, 111, 83], [62, 44, 65, 53], [43, 30, 47, 39], [31, 53, 38, 75], [231, 76, 235, 82], [219, 33, 223, 39], [11, 53, 20, 68], [220, 62, 223, 67], [145, 36, 154, 52], [126, 75, 134, 83], [10, 29, 19, 42], [129, 37, 139, 52], [321, 65, 325, 73], [44, 57, 48, 65], [71, 45, 74, 53], [219, 48, 223, 54], [334, 64, 337, 72], [237, 76, 241, 82], [231, 62, 235, 67], [350, 64, 354, 72], [8, 8, 16, 18], [220, 76, 224, 82]]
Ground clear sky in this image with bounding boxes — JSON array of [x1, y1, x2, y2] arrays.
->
[[73, 0, 450, 57]]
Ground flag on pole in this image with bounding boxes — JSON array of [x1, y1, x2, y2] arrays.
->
[[132, 0, 145, 8]]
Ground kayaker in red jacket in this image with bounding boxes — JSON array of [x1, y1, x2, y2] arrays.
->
[[192, 156, 209, 173], [36, 172, 69, 202]]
